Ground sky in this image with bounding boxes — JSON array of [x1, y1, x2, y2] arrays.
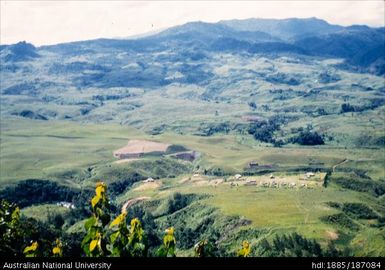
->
[[1, 0, 384, 46]]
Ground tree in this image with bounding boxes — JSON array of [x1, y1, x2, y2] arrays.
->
[[248, 102, 257, 111], [340, 103, 355, 113], [291, 130, 324, 145]]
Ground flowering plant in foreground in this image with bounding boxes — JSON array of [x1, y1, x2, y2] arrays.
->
[[1, 182, 251, 257]]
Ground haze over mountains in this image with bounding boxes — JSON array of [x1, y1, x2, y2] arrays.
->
[[1, 17, 384, 75], [0, 17, 384, 132]]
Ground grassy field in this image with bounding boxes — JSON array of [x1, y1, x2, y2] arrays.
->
[[1, 116, 384, 185], [21, 203, 71, 222], [1, 117, 384, 255], [118, 173, 385, 255], [0, 117, 143, 185]]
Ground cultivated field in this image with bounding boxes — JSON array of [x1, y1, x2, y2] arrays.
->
[[113, 139, 171, 158]]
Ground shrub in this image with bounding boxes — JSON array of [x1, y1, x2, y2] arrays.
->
[[325, 202, 341, 209], [342, 203, 379, 219], [320, 213, 359, 231], [197, 122, 231, 136], [332, 175, 385, 197], [259, 232, 326, 257]]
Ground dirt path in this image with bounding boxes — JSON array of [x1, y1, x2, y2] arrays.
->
[[121, 196, 150, 213], [294, 192, 311, 224], [332, 159, 349, 172]]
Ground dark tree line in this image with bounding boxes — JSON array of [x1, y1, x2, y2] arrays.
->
[[340, 99, 385, 114], [0, 180, 78, 208], [290, 130, 325, 145], [332, 175, 385, 197], [259, 232, 347, 257]]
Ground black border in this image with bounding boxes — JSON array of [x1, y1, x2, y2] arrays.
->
[[1, 257, 384, 270]]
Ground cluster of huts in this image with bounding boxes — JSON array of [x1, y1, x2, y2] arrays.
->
[[228, 171, 319, 189], [56, 202, 76, 209]]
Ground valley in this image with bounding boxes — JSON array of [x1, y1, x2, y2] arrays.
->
[[0, 17, 384, 257], [0, 116, 384, 256]]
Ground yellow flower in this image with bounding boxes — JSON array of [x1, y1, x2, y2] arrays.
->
[[31, 242, 38, 250], [91, 195, 101, 208], [23, 241, 38, 254], [131, 218, 140, 228], [238, 240, 250, 257], [52, 247, 61, 255], [95, 182, 106, 197], [89, 240, 98, 252], [52, 239, 63, 256], [242, 240, 250, 249], [129, 218, 144, 243], [165, 227, 174, 236], [89, 233, 101, 252], [110, 212, 127, 228]]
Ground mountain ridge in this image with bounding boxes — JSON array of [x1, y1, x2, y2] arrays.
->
[[32, 18, 383, 75], [1, 17, 384, 76]]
